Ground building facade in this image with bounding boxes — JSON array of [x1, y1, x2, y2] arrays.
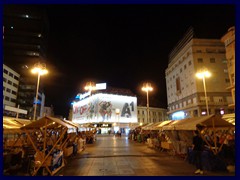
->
[[137, 106, 168, 124], [3, 64, 20, 115], [221, 26, 235, 109], [165, 29, 233, 120], [72, 87, 138, 134]]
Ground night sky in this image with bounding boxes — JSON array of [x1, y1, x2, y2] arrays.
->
[[42, 4, 235, 118]]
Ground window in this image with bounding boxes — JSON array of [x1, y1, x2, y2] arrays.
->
[[188, 61, 192, 66], [180, 68, 182, 73], [6, 88, 11, 93], [184, 64, 187, 69], [210, 58, 216, 63], [3, 77, 7, 82], [12, 90, 17, 95], [9, 72, 13, 77], [3, 69, 8, 74], [176, 77, 181, 93], [8, 80, 12, 85], [196, 50, 202, 53], [142, 111, 145, 115], [5, 96, 10, 101], [11, 98, 16, 103], [14, 76, 19, 81], [13, 83, 18, 88], [198, 58, 203, 63]]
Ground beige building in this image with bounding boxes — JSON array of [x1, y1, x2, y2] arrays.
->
[[3, 64, 20, 108], [137, 106, 167, 124], [165, 29, 234, 120], [221, 26, 235, 109]]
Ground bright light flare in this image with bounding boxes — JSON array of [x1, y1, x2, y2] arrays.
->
[[196, 70, 211, 79], [84, 82, 96, 91], [142, 83, 153, 92], [31, 62, 48, 76]]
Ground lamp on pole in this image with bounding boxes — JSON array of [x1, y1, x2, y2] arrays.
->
[[31, 62, 48, 120], [142, 82, 153, 123], [196, 69, 211, 116]]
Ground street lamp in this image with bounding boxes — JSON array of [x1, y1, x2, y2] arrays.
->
[[31, 62, 48, 120], [142, 82, 153, 123], [84, 81, 96, 95], [196, 69, 211, 116]]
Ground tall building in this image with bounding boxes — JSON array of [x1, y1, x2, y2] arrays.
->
[[3, 5, 49, 119], [221, 26, 235, 109], [3, 64, 20, 116], [165, 28, 234, 120]]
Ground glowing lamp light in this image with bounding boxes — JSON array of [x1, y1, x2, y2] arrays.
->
[[220, 110, 224, 115], [84, 82, 96, 91], [31, 63, 48, 76], [196, 70, 211, 79]]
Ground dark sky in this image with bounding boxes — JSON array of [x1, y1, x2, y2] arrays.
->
[[42, 4, 235, 118]]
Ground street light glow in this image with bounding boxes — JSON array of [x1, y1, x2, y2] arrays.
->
[[31, 63, 48, 75], [84, 82, 96, 91], [141, 83, 153, 92], [196, 70, 211, 79]]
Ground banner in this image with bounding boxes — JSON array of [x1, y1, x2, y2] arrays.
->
[[72, 93, 137, 124]]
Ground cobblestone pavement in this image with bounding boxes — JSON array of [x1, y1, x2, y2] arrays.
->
[[58, 134, 234, 176]]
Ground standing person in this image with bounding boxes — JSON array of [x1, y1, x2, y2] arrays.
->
[[192, 130, 204, 175]]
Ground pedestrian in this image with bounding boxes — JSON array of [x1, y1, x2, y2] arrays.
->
[[192, 130, 204, 175]]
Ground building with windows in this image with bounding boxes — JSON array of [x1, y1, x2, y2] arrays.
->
[[165, 28, 233, 120], [3, 64, 20, 116], [221, 26, 235, 109], [137, 106, 167, 124], [3, 5, 49, 119]]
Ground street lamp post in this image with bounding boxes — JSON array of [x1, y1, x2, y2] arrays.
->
[[31, 62, 48, 120], [196, 69, 211, 116], [142, 82, 153, 123]]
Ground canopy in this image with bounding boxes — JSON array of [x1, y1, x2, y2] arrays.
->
[[141, 123, 155, 130], [222, 113, 235, 125], [3, 116, 31, 134], [152, 120, 174, 130], [21, 116, 77, 131], [162, 115, 234, 131]]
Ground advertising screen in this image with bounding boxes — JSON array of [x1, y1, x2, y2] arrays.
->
[[72, 93, 137, 124]]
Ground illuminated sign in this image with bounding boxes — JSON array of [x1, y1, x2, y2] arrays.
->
[[95, 83, 107, 90], [72, 93, 137, 124], [172, 111, 185, 120]]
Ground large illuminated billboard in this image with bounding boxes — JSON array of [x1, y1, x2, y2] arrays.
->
[[72, 93, 137, 124]]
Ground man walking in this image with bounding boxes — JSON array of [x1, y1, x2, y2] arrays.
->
[[192, 130, 204, 175]]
